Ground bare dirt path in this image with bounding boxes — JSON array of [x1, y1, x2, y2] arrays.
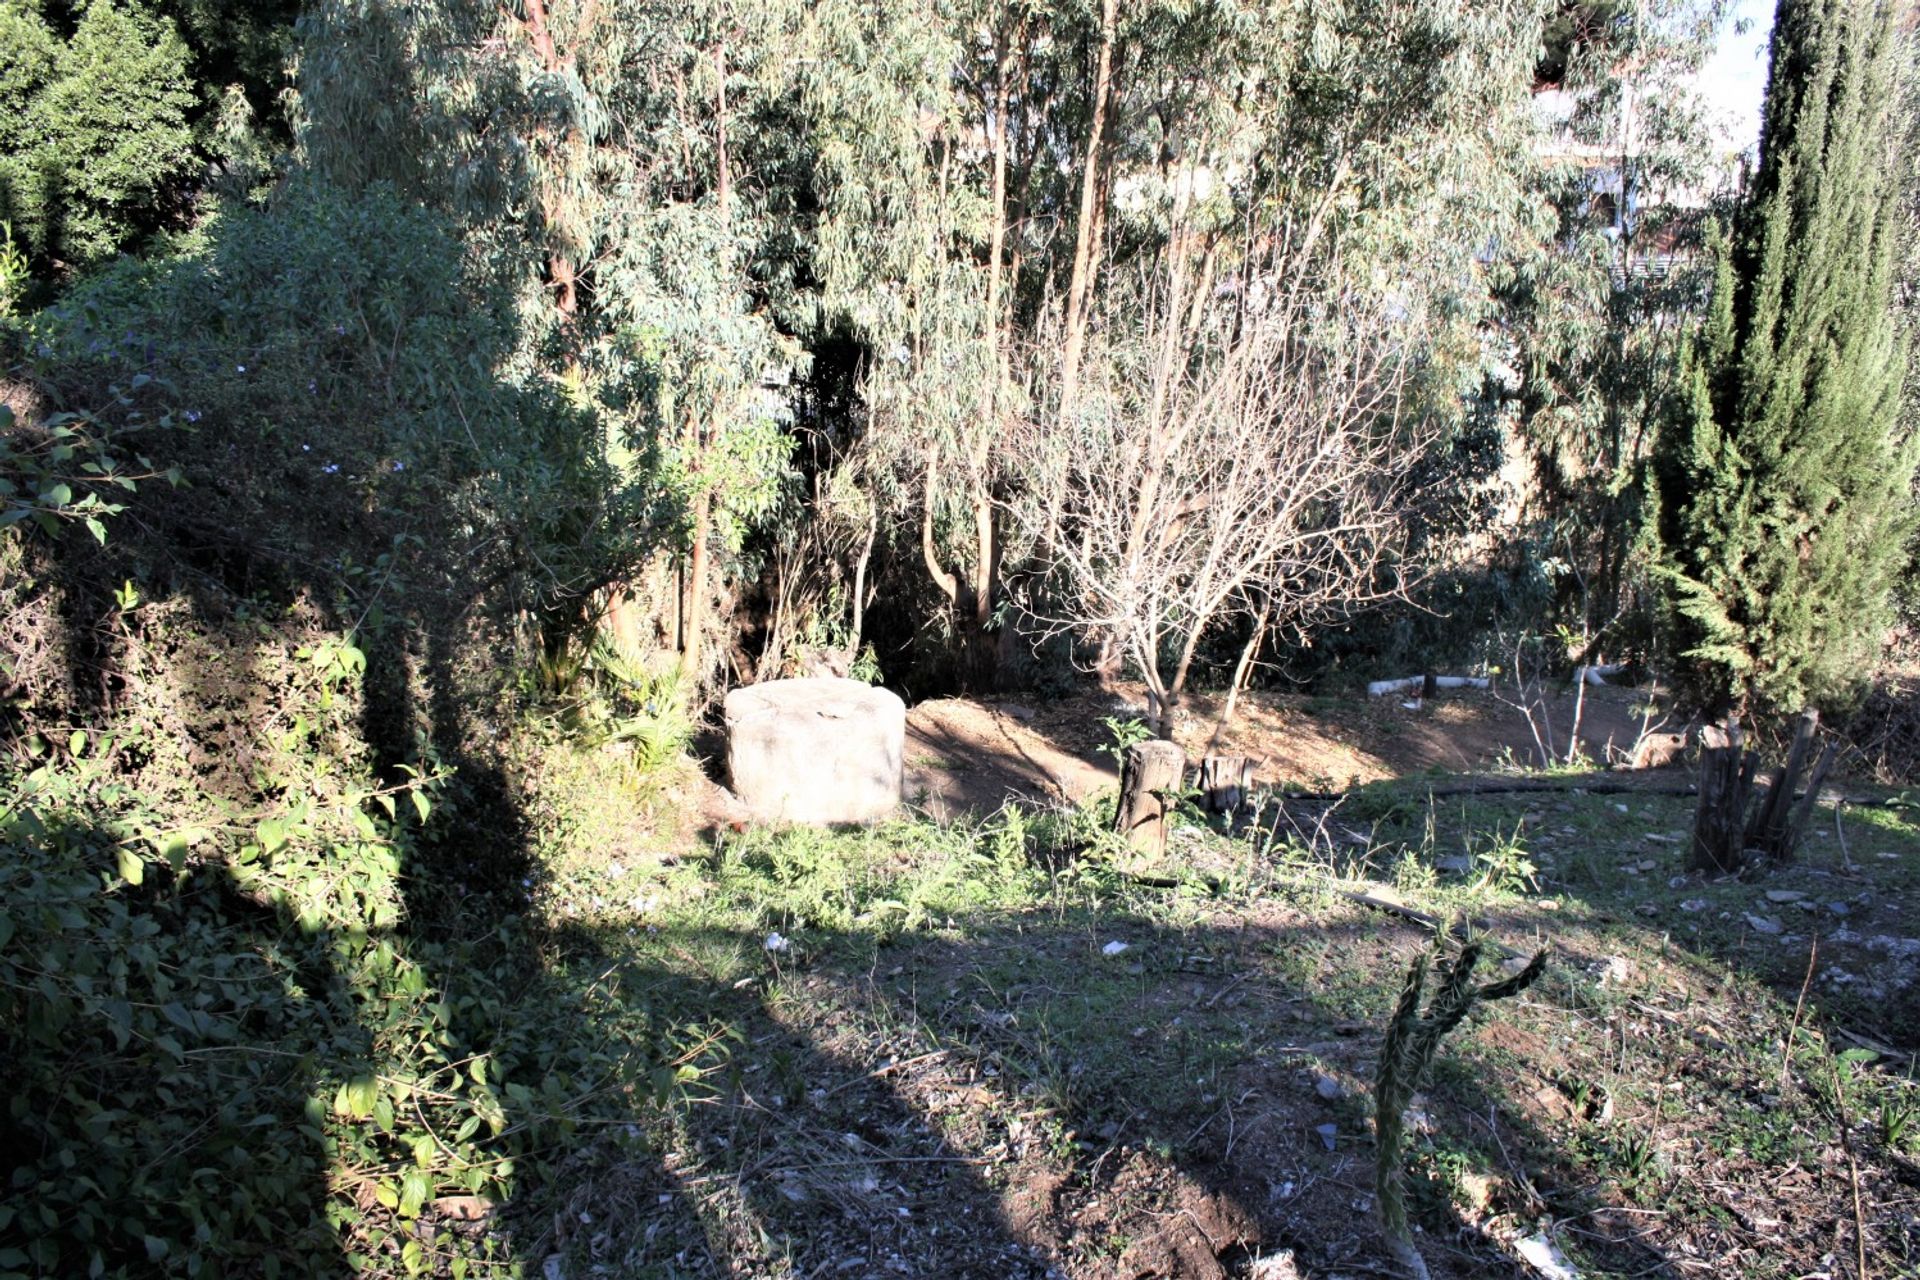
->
[[899, 682, 1679, 819]]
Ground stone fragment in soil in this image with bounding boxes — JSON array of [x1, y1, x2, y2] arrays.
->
[[1745, 914, 1784, 935], [1248, 1251, 1303, 1280]]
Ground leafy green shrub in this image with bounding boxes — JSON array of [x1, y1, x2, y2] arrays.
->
[[0, 636, 670, 1278], [0, 378, 181, 541], [0, 0, 198, 272], [31, 179, 653, 645], [0, 495, 674, 1280]]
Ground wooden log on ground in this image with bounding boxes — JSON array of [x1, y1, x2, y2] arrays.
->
[[1115, 740, 1187, 862]]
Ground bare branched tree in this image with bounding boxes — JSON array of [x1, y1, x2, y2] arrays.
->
[[1019, 220, 1434, 736]]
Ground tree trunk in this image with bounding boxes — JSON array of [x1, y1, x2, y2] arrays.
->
[[1056, 0, 1118, 429], [1689, 721, 1746, 873], [1690, 712, 1835, 871], [1115, 739, 1186, 864], [684, 487, 711, 676], [844, 503, 878, 668], [683, 46, 730, 681], [921, 444, 960, 605], [1215, 592, 1271, 741]]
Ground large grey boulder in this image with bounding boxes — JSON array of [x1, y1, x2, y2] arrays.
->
[[724, 678, 906, 825]]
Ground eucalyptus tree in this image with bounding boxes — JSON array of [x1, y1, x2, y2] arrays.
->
[[295, 0, 816, 673], [1014, 0, 1552, 728], [1496, 0, 1734, 646]]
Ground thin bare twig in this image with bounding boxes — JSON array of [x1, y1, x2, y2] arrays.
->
[[1781, 934, 1818, 1086], [1825, 1056, 1870, 1280]]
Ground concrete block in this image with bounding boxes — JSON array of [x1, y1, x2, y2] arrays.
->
[[724, 677, 905, 825]]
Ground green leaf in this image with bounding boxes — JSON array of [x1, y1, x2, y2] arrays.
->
[[154, 828, 202, 875], [411, 790, 431, 823], [401, 1239, 425, 1275], [115, 848, 143, 887], [41, 483, 72, 507], [372, 1181, 399, 1211], [335, 1076, 378, 1120], [399, 1169, 430, 1219], [68, 730, 86, 757], [258, 818, 288, 854]]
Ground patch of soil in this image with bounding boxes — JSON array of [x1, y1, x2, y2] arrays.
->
[[904, 697, 1116, 819], [895, 681, 1679, 821]]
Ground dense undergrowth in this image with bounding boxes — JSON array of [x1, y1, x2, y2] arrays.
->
[[0, 179, 690, 1279], [0, 549, 684, 1277]]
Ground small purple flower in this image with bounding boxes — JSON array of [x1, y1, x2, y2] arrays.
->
[[184, 410, 201, 423], [322, 463, 340, 475], [236, 364, 247, 374], [301, 444, 310, 452], [392, 461, 404, 472], [308, 380, 317, 394]]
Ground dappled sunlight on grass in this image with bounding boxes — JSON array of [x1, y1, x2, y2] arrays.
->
[[500, 774, 1920, 1278]]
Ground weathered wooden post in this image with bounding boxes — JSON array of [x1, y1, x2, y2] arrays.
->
[[1689, 721, 1749, 873], [1747, 711, 1836, 862], [1197, 755, 1255, 815], [1114, 739, 1186, 863], [1689, 712, 1838, 871]]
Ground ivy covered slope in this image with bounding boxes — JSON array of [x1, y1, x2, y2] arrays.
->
[[0, 182, 688, 1279]]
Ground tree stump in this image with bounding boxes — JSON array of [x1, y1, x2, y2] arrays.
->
[[1689, 711, 1838, 872], [1114, 740, 1187, 862], [1197, 755, 1256, 815]]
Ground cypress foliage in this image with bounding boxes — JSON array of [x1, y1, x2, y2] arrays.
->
[[1654, 0, 1915, 714]]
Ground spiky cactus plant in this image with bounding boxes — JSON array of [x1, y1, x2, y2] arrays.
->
[[1373, 934, 1547, 1279]]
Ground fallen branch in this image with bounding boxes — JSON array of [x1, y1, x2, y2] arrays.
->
[[1263, 771, 1911, 809], [1263, 872, 1526, 959]]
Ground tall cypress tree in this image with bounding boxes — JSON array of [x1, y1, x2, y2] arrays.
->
[[1655, 0, 1914, 714]]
